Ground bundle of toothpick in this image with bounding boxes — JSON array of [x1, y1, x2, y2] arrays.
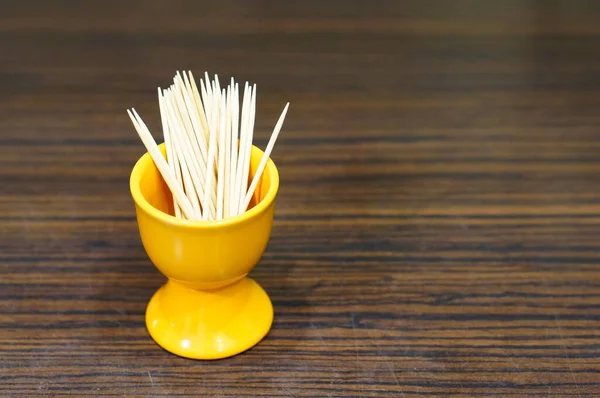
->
[[127, 71, 289, 221]]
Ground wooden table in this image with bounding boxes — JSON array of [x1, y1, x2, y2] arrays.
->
[[3, 1, 600, 396]]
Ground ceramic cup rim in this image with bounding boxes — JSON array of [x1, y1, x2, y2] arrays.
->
[[129, 143, 280, 230]]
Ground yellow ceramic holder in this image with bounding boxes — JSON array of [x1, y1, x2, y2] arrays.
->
[[129, 143, 279, 360]]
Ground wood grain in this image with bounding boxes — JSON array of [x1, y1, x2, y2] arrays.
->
[[2, 0, 600, 396]]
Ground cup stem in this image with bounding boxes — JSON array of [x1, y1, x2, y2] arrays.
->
[[145, 277, 273, 360]]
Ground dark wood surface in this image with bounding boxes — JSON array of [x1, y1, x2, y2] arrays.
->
[[3, 0, 600, 396]]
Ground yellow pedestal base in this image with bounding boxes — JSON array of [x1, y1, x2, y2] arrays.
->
[[145, 277, 273, 360]]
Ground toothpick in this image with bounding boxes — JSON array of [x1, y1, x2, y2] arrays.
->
[[237, 84, 256, 215], [127, 108, 195, 219], [229, 82, 239, 216], [214, 74, 221, 97], [158, 87, 181, 218], [187, 70, 211, 147], [203, 83, 219, 220], [216, 90, 227, 220], [202, 72, 213, 122], [233, 82, 251, 216], [241, 102, 290, 211], [223, 84, 232, 219]]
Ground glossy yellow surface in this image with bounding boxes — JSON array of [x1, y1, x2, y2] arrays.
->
[[129, 143, 279, 360]]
